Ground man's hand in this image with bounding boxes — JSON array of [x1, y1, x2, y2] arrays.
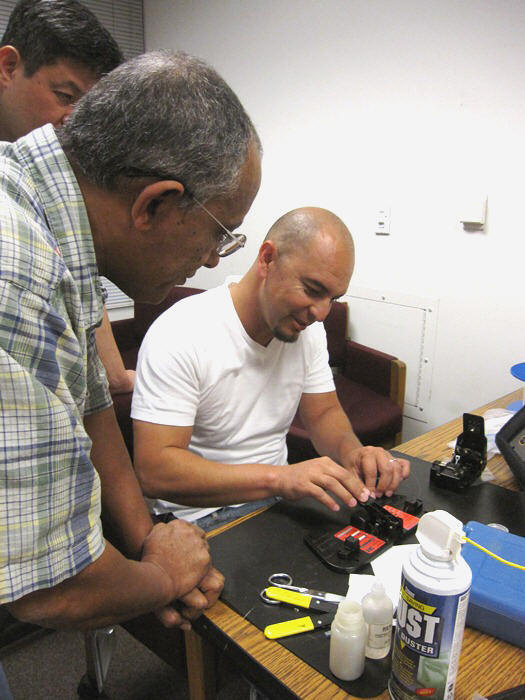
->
[[141, 520, 211, 600], [296, 393, 409, 509], [178, 566, 225, 620], [154, 567, 225, 630], [273, 457, 372, 511], [109, 368, 136, 396], [273, 449, 410, 512], [341, 446, 410, 499]]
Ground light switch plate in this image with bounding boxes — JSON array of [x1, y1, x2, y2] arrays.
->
[[375, 207, 391, 235]]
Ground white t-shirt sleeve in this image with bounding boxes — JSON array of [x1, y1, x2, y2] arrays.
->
[[302, 321, 335, 394], [131, 307, 201, 427]]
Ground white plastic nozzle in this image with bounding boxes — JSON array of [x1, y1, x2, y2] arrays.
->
[[370, 581, 386, 597], [338, 573, 356, 614], [416, 510, 464, 561]]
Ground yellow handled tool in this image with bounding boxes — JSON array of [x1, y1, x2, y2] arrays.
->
[[260, 574, 341, 639], [263, 586, 339, 613], [264, 614, 334, 639], [261, 572, 345, 605]]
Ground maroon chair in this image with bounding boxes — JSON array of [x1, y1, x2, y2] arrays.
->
[[286, 300, 406, 462]]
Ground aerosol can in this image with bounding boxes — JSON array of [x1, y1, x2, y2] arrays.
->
[[389, 510, 472, 700]]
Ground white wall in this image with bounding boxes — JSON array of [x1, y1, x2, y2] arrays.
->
[[143, 0, 525, 438]]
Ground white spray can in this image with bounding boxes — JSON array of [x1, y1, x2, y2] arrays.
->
[[389, 510, 472, 700], [362, 582, 393, 659]]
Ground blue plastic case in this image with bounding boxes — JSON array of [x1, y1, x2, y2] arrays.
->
[[462, 521, 525, 649]]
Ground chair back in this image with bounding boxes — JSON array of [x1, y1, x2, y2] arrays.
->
[[323, 301, 349, 369], [133, 286, 204, 342]]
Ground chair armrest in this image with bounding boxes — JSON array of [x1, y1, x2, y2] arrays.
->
[[343, 340, 406, 409]]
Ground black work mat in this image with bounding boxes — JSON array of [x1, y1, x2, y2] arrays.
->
[[208, 453, 525, 697]]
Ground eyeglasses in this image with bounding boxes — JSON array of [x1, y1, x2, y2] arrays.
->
[[120, 167, 247, 258], [190, 194, 247, 258]]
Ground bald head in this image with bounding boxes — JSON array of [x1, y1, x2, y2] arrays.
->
[[232, 206, 355, 346], [264, 207, 354, 268]]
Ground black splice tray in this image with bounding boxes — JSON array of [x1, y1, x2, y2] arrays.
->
[[304, 495, 424, 573]]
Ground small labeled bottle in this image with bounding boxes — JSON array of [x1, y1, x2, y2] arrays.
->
[[361, 582, 393, 659], [329, 593, 366, 681]]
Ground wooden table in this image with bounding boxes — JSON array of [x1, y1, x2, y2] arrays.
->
[[185, 390, 525, 700]]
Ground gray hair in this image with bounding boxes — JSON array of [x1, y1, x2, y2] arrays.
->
[[58, 50, 261, 203]]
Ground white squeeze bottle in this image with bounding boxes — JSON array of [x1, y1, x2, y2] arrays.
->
[[361, 582, 393, 659], [329, 584, 367, 681]]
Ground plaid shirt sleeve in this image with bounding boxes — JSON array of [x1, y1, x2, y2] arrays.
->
[[0, 278, 105, 602], [85, 326, 113, 415]]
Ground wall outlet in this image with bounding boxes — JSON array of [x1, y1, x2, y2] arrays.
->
[[375, 207, 391, 235]]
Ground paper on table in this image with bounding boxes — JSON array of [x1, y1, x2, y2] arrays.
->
[[342, 544, 416, 611], [369, 544, 418, 610], [345, 573, 385, 604]]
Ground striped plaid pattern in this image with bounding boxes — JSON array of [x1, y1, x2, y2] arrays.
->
[[0, 125, 111, 602]]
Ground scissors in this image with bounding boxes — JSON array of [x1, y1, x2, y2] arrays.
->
[[260, 572, 345, 606], [260, 573, 344, 639]]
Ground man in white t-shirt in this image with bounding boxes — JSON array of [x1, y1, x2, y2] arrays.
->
[[132, 207, 410, 525]]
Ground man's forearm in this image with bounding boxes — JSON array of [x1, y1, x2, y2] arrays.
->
[[308, 405, 363, 465], [85, 407, 153, 558], [7, 542, 171, 631], [137, 445, 281, 506]]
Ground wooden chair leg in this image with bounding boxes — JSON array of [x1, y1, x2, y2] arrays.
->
[[184, 628, 216, 700]]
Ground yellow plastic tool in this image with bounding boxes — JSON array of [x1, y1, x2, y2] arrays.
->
[[264, 587, 314, 607], [263, 586, 339, 612], [264, 616, 317, 639]]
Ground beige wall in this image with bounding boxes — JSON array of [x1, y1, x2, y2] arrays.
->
[[143, 0, 525, 437]]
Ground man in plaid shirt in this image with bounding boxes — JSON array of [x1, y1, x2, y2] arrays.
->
[[0, 50, 261, 632]]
